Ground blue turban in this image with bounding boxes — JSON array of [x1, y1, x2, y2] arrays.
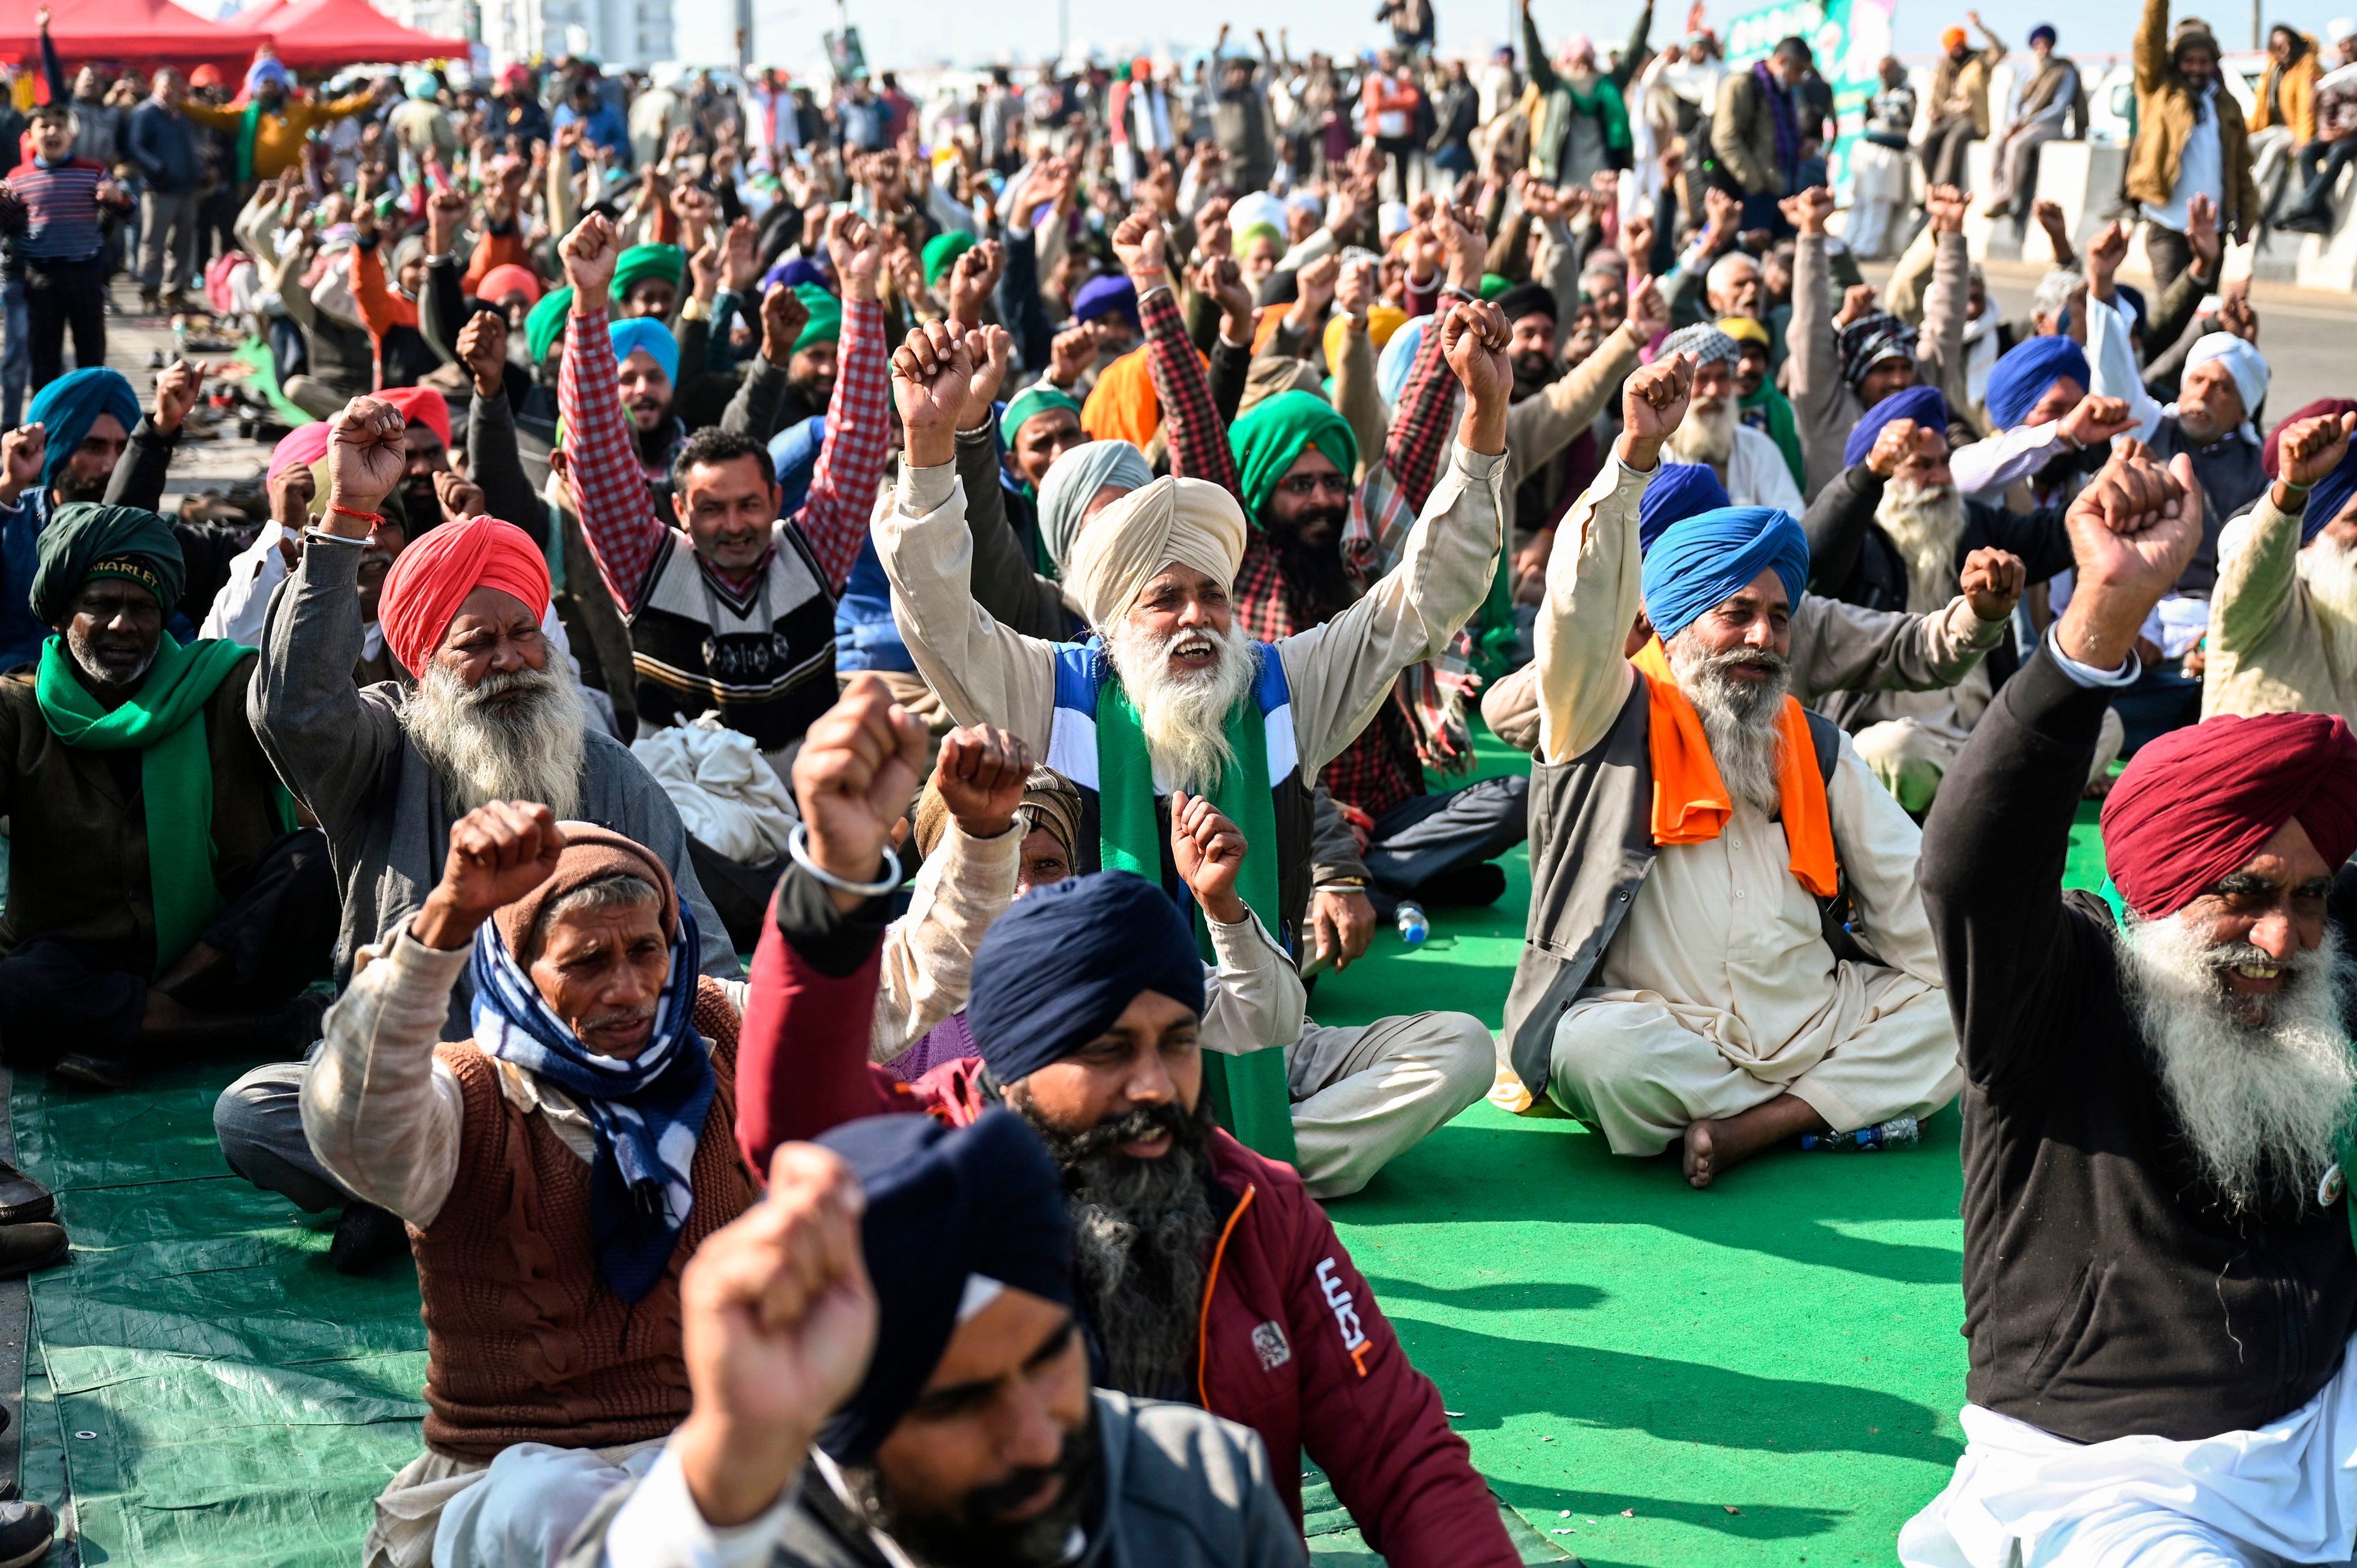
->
[[815, 1110, 1073, 1464], [767, 415, 826, 517], [1638, 463, 1731, 553], [2029, 22, 2057, 47], [1842, 385, 1950, 470], [2306, 444, 2357, 545], [1984, 335, 2089, 433], [762, 256, 833, 295], [27, 368, 140, 496], [1378, 315, 1430, 404], [966, 872, 1206, 1085], [1642, 507, 1811, 642], [608, 316, 680, 383], [1072, 275, 1140, 329]]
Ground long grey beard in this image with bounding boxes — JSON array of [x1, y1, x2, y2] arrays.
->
[[2120, 912, 2357, 1215], [1876, 478, 1967, 615], [1663, 395, 1738, 472], [1102, 616, 1256, 792], [1666, 632, 1791, 816], [405, 661, 587, 821]]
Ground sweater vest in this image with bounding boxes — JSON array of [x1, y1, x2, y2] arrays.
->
[[627, 524, 838, 752], [1046, 638, 1316, 954], [410, 977, 759, 1461]]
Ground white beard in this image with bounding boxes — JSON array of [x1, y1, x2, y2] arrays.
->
[[2119, 910, 2357, 1214], [405, 661, 587, 821], [1666, 630, 1791, 816], [1875, 478, 1967, 615], [1663, 395, 1738, 473], [1103, 617, 1257, 791]]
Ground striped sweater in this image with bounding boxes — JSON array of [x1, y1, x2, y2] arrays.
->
[[0, 157, 120, 264]]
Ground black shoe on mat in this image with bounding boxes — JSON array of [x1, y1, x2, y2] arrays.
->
[[0, 1499, 55, 1568], [0, 1224, 68, 1281]]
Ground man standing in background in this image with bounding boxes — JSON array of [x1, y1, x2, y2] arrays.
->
[[126, 68, 202, 315]]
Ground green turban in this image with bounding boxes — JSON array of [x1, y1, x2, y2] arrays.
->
[[612, 243, 686, 307], [1228, 390, 1358, 528], [1478, 272, 1511, 301], [999, 384, 1084, 448], [923, 230, 976, 288], [33, 503, 185, 626], [793, 283, 843, 356], [526, 286, 576, 365]]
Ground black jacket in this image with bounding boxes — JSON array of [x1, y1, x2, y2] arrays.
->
[[126, 99, 200, 193], [1920, 648, 2357, 1444]]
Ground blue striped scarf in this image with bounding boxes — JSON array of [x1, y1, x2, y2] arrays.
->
[[468, 903, 715, 1303]]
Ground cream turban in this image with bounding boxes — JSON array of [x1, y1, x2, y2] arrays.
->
[[1062, 474, 1248, 632]]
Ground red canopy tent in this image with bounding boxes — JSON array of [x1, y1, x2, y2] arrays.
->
[[0, 0, 263, 75], [255, 0, 468, 67]]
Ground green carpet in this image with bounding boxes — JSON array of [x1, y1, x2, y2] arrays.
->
[[0, 731, 2116, 1567]]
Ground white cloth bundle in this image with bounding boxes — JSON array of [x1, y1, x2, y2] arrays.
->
[[629, 714, 798, 865]]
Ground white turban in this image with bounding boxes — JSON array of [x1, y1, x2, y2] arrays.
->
[[2330, 15, 2357, 44], [1062, 475, 1247, 632], [2185, 332, 2269, 437]]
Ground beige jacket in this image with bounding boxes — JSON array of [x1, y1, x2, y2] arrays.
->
[[2202, 493, 2357, 725]]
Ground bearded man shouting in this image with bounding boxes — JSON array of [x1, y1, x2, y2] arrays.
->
[[874, 307, 1510, 1173], [1904, 442, 2357, 1568], [1653, 324, 1803, 514]]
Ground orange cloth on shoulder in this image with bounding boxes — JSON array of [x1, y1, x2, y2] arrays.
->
[[1630, 637, 1838, 899]]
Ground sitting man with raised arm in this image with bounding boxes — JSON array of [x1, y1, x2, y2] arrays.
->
[[560, 1112, 1308, 1568], [1503, 354, 1963, 1189], [305, 804, 759, 1568], [226, 396, 736, 1274], [2203, 405, 2357, 726], [729, 682, 1519, 1568], [873, 306, 1511, 1171], [1903, 441, 2357, 1568], [1652, 324, 1805, 513]]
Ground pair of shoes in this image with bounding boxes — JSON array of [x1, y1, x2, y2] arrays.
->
[[0, 1224, 68, 1280], [51, 1054, 135, 1092], [2277, 209, 2333, 235], [328, 1202, 410, 1275], [0, 1499, 55, 1567], [0, 1161, 54, 1227]]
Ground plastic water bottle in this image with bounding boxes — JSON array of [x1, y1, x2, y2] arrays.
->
[[1800, 1115, 1921, 1153], [1396, 901, 1429, 948]]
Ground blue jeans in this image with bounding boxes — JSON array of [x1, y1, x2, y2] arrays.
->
[[0, 273, 26, 429]]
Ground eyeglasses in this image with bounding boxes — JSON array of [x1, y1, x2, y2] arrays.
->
[[1274, 472, 1352, 498]]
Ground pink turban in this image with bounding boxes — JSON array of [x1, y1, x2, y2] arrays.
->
[[2101, 712, 2357, 918], [379, 385, 453, 451], [377, 515, 551, 675], [269, 422, 332, 482], [476, 263, 544, 306]]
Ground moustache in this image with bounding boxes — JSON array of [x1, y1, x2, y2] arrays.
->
[[1053, 1100, 1198, 1162]]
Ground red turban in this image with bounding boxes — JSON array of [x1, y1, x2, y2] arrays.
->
[[475, 264, 543, 306], [378, 516, 550, 676], [379, 386, 453, 452], [2263, 398, 2357, 480], [2101, 712, 2357, 918]]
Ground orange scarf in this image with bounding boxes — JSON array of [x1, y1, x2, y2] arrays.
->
[[1632, 639, 1838, 899]]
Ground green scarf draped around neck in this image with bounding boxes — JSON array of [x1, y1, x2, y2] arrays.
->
[[1094, 668, 1298, 1163], [36, 634, 259, 976]]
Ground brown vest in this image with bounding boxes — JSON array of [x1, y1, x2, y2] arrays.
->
[[411, 976, 758, 1461]]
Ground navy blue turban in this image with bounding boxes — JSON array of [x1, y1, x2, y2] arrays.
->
[[1638, 463, 1731, 552], [816, 1110, 1074, 1463], [966, 872, 1206, 1086], [1843, 384, 1950, 470], [2307, 444, 2357, 544], [1984, 335, 2089, 433], [1072, 274, 1140, 329], [1642, 506, 1811, 642]]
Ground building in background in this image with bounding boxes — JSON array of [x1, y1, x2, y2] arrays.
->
[[474, 0, 671, 67]]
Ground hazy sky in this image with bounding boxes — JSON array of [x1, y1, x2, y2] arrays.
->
[[751, 0, 2339, 76]]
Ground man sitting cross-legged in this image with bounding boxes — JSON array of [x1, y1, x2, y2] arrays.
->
[[732, 682, 1519, 1567], [559, 1113, 1307, 1567], [303, 803, 758, 1568], [874, 309, 1509, 1168], [1502, 353, 1963, 1188], [225, 395, 736, 1273], [0, 503, 338, 1098], [1903, 443, 2357, 1566]]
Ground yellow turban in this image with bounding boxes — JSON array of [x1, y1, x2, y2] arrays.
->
[[1062, 474, 1248, 631], [1718, 315, 1771, 349]]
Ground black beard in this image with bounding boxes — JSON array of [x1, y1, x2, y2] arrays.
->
[[1266, 507, 1355, 626], [788, 372, 835, 412], [838, 1411, 1104, 1568], [1012, 1091, 1219, 1402], [54, 468, 110, 505], [1511, 352, 1559, 398], [402, 476, 441, 526]]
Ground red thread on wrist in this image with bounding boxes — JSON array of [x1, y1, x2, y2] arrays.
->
[[329, 503, 382, 526]]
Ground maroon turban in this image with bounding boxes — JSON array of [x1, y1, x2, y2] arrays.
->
[[2101, 712, 2357, 918], [2263, 398, 2357, 481]]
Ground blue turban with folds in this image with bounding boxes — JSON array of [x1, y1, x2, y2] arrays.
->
[[1984, 335, 2089, 433], [2306, 445, 2357, 545], [608, 316, 680, 383], [27, 368, 141, 496], [815, 1110, 1074, 1464], [1842, 384, 1950, 470], [1638, 463, 1731, 552], [966, 872, 1206, 1085], [1073, 275, 1140, 329], [1642, 506, 1811, 642]]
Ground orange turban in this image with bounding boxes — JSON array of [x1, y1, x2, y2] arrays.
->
[[378, 515, 551, 676], [379, 385, 453, 451], [1082, 346, 1163, 449]]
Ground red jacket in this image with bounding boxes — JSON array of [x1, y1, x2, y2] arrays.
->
[[737, 892, 1518, 1568]]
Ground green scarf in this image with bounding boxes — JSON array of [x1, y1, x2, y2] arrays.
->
[[1741, 381, 1807, 494], [36, 634, 262, 976], [1095, 672, 1298, 1163], [235, 100, 266, 184]]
